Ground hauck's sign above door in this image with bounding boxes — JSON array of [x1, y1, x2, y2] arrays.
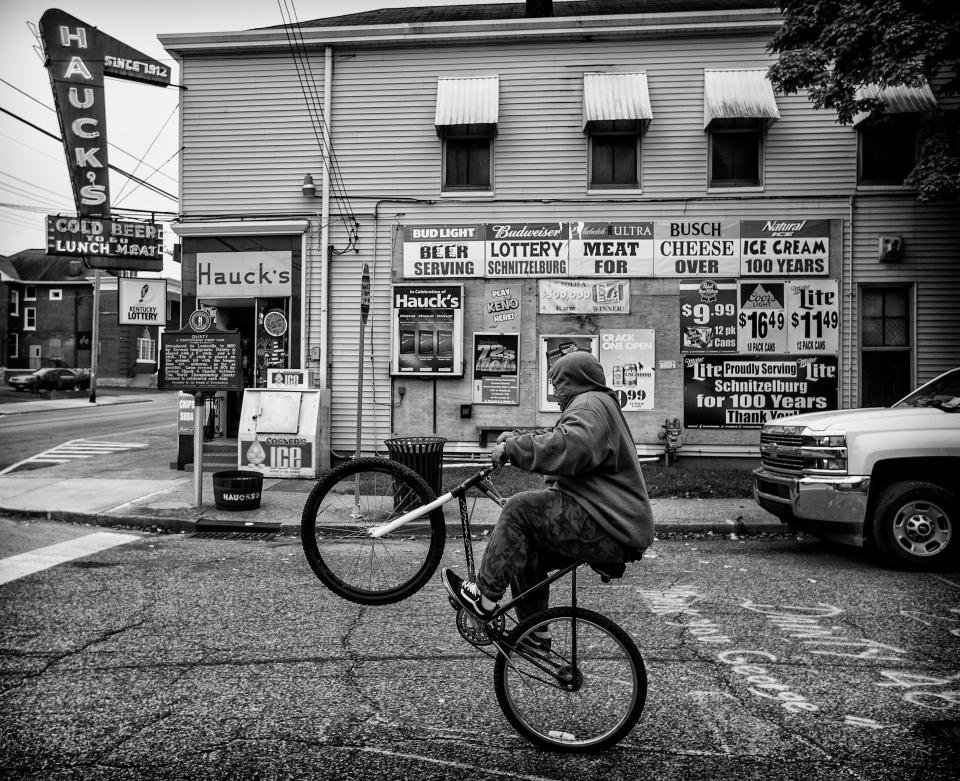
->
[[196, 252, 293, 298], [401, 220, 833, 279]]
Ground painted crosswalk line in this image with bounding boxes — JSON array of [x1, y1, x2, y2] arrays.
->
[[0, 439, 150, 475], [0, 532, 140, 586]]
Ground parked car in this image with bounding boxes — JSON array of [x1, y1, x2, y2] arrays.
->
[[7, 367, 91, 393], [754, 368, 960, 570]]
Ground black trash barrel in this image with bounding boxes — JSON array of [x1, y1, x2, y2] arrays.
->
[[212, 470, 264, 511], [384, 436, 447, 495]]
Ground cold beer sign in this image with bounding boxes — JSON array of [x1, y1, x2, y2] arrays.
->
[[39, 9, 170, 271]]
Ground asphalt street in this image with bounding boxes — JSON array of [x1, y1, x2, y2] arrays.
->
[[1, 522, 959, 781]]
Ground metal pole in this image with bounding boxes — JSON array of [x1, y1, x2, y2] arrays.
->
[[88, 269, 100, 403], [353, 265, 371, 515], [193, 392, 205, 507]]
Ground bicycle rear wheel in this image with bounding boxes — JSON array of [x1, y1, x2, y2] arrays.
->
[[300, 457, 445, 605], [493, 606, 646, 752]]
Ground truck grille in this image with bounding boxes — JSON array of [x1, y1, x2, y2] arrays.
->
[[759, 428, 804, 473]]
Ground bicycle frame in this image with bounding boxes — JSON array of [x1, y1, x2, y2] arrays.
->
[[368, 462, 583, 662]]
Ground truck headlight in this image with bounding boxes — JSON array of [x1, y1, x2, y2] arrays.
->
[[801, 433, 847, 472]]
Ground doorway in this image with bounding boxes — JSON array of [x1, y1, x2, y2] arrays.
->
[[213, 303, 255, 436]]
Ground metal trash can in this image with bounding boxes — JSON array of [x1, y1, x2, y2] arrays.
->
[[384, 436, 447, 495], [212, 470, 264, 511]]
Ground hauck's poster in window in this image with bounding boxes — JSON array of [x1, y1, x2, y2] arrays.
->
[[390, 284, 464, 375], [473, 333, 519, 405], [539, 335, 599, 412], [599, 329, 656, 411]]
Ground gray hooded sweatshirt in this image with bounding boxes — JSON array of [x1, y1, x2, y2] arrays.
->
[[502, 351, 654, 553]]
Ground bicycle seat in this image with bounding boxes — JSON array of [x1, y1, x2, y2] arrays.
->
[[589, 562, 626, 583]]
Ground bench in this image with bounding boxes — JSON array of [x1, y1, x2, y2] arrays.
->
[[476, 426, 513, 448]]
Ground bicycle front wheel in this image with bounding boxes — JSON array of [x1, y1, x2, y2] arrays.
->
[[493, 606, 646, 752], [300, 457, 445, 605]]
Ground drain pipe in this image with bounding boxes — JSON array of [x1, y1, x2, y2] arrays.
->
[[318, 45, 333, 388]]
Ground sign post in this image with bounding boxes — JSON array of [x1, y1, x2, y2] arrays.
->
[[354, 265, 371, 515], [159, 310, 243, 507]]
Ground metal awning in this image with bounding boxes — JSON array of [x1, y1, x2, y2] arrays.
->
[[852, 83, 938, 124], [703, 69, 780, 128], [434, 76, 499, 132], [583, 72, 652, 129]]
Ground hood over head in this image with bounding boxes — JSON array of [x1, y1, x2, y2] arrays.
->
[[548, 350, 614, 410]]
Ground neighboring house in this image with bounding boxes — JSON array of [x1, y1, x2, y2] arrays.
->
[[0, 249, 181, 386], [159, 0, 960, 460]]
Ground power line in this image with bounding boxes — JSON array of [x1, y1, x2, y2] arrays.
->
[[277, 0, 359, 253], [113, 103, 179, 205], [0, 77, 179, 185], [0, 106, 178, 202]]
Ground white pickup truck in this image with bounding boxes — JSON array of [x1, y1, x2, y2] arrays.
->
[[753, 367, 960, 570]]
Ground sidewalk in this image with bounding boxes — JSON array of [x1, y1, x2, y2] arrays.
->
[[0, 393, 785, 537]]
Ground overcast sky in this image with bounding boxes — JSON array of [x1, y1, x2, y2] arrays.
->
[[0, 0, 502, 275]]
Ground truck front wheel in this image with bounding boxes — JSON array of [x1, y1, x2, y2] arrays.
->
[[871, 481, 957, 570]]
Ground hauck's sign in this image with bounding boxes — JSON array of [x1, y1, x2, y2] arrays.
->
[[39, 9, 170, 271]]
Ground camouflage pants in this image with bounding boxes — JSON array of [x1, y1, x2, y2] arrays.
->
[[476, 488, 628, 623]]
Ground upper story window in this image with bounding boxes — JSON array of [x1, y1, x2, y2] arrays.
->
[[10, 289, 19, 316], [441, 124, 494, 190], [703, 69, 780, 190], [583, 73, 651, 191], [435, 76, 499, 193], [589, 121, 641, 188], [859, 115, 919, 185], [853, 84, 936, 187], [24, 307, 37, 330], [709, 119, 763, 186], [49, 289, 63, 301], [24, 285, 36, 301]]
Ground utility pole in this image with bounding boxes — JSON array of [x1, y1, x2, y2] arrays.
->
[[88, 268, 100, 403]]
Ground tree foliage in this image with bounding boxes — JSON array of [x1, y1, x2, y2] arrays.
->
[[767, 0, 960, 201]]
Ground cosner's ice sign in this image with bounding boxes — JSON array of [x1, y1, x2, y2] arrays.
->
[[39, 8, 170, 272]]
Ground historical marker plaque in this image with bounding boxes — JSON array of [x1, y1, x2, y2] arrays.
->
[[159, 328, 243, 392]]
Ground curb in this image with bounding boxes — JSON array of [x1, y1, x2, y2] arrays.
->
[[0, 504, 790, 538]]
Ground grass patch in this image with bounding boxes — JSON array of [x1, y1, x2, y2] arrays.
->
[[441, 462, 754, 500]]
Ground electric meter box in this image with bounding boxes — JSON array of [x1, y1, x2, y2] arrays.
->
[[237, 389, 330, 478]]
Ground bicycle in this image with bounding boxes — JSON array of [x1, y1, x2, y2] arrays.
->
[[300, 456, 647, 752]]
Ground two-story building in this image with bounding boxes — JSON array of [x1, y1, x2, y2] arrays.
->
[[1, 249, 180, 386], [159, 0, 960, 463]]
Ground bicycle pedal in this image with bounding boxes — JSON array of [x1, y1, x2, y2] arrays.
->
[[448, 595, 461, 611]]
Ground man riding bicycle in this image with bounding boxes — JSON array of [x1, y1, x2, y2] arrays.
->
[[442, 350, 654, 629]]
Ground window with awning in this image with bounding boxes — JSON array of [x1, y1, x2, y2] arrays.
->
[[704, 69, 779, 188], [435, 77, 499, 192], [583, 73, 652, 190], [855, 84, 936, 186]]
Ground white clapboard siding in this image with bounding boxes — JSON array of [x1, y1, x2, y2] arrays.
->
[[852, 196, 960, 387]]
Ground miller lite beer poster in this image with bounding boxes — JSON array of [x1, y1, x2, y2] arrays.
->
[[599, 330, 656, 411]]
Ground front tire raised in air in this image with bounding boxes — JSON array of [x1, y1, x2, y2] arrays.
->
[[300, 457, 445, 605]]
